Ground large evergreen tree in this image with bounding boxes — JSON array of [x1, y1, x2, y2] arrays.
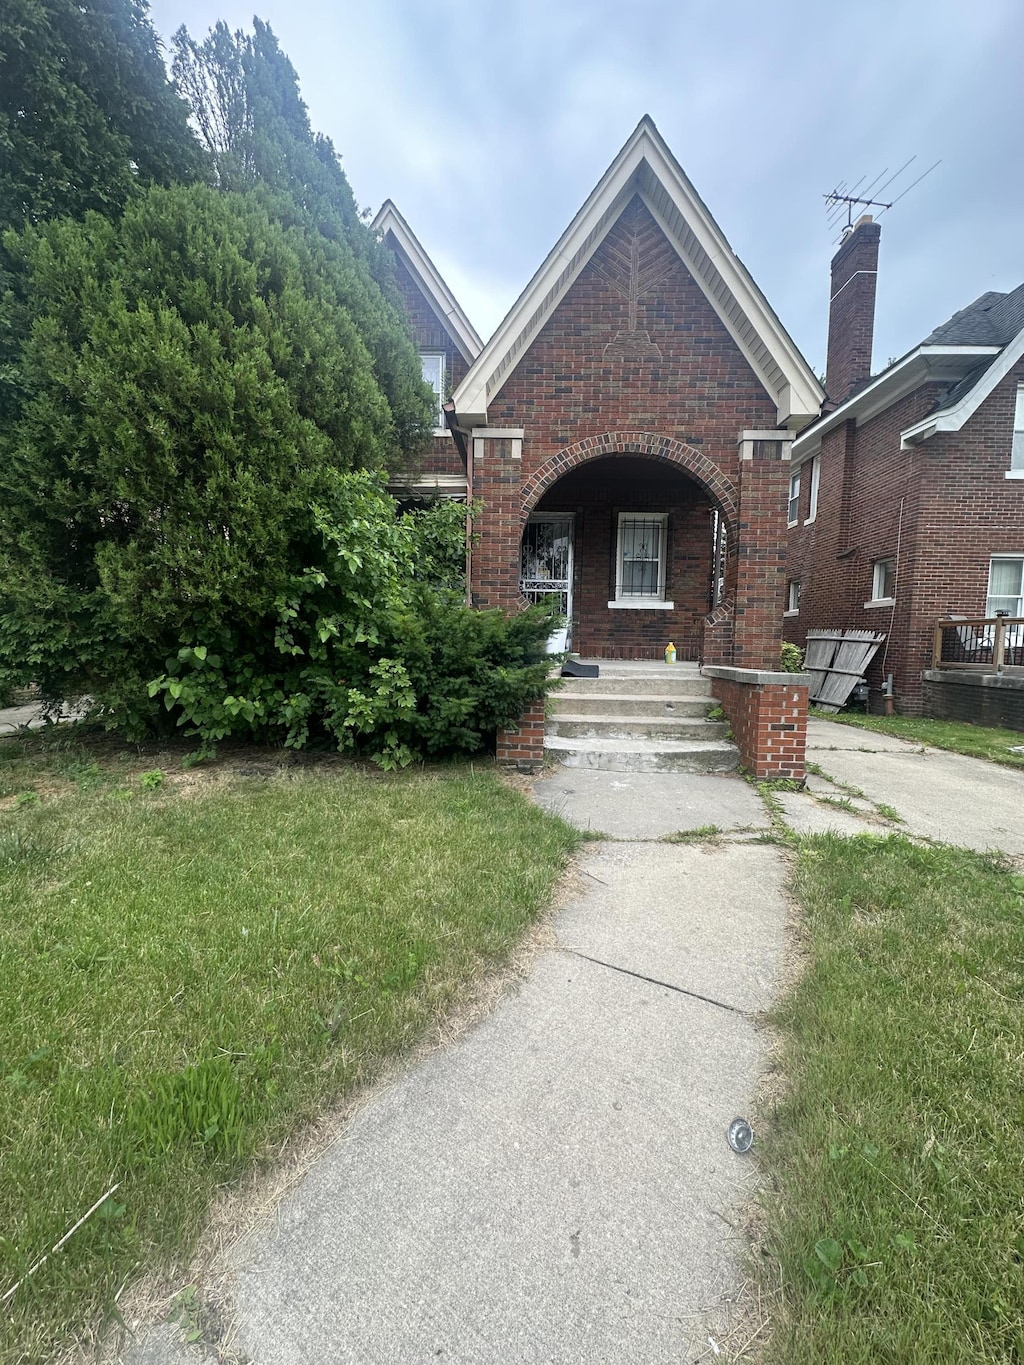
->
[[0, 183, 429, 714], [0, 0, 203, 231], [171, 18, 427, 453]]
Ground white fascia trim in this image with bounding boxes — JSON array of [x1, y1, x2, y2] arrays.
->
[[792, 345, 1002, 462], [372, 200, 484, 364], [452, 115, 823, 428], [900, 328, 1024, 449]]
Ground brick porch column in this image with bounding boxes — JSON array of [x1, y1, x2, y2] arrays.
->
[[733, 430, 794, 670], [469, 427, 524, 609]]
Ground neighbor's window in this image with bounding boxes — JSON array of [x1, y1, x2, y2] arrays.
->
[[805, 455, 820, 523], [787, 579, 801, 613], [420, 353, 445, 431], [611, 513, 670, 606], [986, 556, 1024, 616], [872, 558, 896, 602], [787, 469, 801, 526], [1012, 385, 1024, 472]]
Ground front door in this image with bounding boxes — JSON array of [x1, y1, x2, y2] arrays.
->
[[520, 515, 574, 647]]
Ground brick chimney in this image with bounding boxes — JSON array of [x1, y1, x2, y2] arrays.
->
[[825, 214, 881, 408]]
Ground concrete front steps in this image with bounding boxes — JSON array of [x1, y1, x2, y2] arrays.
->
[[546, 660, 740, 773]]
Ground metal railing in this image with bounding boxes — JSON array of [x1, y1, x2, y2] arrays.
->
[[931, 617, 1024, 672]]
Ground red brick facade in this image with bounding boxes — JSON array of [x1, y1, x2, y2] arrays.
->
[[390, 251, 471, 479], [708, 672, 809, 780], [470, 197, 789, 666], [786, 361, 1024, 714]]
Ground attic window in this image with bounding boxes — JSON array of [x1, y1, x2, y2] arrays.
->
[[420, 353, 446, 433]]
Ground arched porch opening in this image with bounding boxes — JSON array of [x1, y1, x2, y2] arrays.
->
[[519, 452, 735, 661]]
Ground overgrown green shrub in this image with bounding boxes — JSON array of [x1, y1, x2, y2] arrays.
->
[[136, 474, 555, 768], [781, 641, 805, 673]]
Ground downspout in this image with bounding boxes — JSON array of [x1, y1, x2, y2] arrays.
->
[[443, 400, 473, 607]]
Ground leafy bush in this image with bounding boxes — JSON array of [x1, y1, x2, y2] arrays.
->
[[137, 474, 555, 768], [781, 641, 805, 673]]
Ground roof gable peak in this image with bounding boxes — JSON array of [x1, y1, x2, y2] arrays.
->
[[372, 199, 483, 364], [452, 118, 822, 429]]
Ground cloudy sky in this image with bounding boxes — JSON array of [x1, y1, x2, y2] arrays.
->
[[148, 0, 1022, 376]]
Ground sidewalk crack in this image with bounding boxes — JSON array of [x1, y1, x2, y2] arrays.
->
[[561, 948, 749, 1016]]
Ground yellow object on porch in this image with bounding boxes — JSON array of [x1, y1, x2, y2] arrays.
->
[[664, 642, 676, 664]]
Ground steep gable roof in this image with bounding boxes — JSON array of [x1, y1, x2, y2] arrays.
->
[[923, 282, 1024, 346], [792, 279, 1024, 459], [372, 200, 483, 364], [452, 116, 823, 430]]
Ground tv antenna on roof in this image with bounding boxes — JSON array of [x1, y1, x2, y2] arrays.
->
[[824, 156, 941, 243]]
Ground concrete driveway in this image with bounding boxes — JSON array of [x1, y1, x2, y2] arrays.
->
[[805, 717, 1024, 855]]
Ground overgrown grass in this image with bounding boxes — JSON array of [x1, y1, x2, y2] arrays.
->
[[816, 710, 1024, 771], [761, 834, 1024, 1363], [0, 735, 578, 1362]]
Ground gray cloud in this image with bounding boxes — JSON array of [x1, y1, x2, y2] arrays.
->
[[150, 0, 1024, 375]]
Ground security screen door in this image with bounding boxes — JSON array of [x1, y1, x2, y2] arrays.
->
[[520, 515, 574, 622]]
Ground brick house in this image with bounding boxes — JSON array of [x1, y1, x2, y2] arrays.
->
[[785, 214, 1024, 723], [377, 117, 824, 775]]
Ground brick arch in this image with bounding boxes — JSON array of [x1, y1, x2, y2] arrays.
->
[[520, 431, 738, 533]]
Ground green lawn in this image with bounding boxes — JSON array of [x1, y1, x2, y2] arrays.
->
[[815, 710, 1024, 771], [0, 733, 578, 1363], [761, 834, 1024, 1363]]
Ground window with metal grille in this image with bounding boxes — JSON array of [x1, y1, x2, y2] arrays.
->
[[614, 513, 668, 602]]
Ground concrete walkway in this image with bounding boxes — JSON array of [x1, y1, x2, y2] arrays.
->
[[115, 719, 1024, 1362], [127, 773, 789, 1364]]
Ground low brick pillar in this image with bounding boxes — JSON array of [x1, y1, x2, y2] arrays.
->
[[703, 665, 810, 781], [496, 698, 546, 770]]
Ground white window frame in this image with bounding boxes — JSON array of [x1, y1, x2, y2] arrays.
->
[[608, 512, 674, 610], [986, 555, 1024, 616], [804, 454, 820, 524], [420, 352, 446, 434], [865, 558, 896, 608], [784, 579, 801, 616], [787, 469, 801, 527], [1009, 384, 1024, 478]]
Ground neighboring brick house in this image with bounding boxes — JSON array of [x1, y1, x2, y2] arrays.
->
[[378, 117, 824, 775], [785, 214, 1024, 719], [372, 199, 483, 495]]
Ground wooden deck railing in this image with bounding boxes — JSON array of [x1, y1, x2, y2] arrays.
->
[[931, 616, 1024, 672]]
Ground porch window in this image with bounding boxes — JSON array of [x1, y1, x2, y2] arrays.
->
[[420, 353, 446, 432], [610, 513, 673, 608], [986, 556, 1024, 616], [785, 579, 801, 615]]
